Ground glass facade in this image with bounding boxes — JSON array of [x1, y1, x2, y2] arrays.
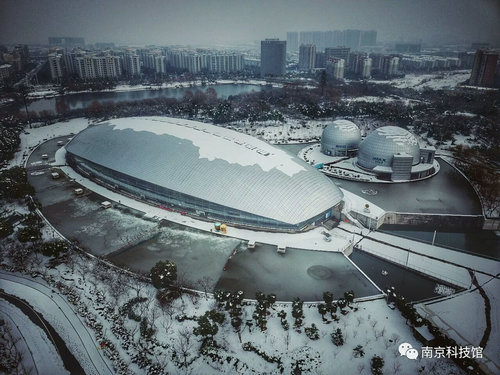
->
[[67, 153, 337, 231]]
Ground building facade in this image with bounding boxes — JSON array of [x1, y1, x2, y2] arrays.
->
[[298, 44, 316, 70], [469, 49, 499, 87], [260, 39, 286, 77]]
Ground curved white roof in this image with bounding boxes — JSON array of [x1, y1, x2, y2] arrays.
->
[[66, 117, 343, 225], [357, 126, 420, 169]]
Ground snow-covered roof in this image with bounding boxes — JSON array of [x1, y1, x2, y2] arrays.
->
[[66, 117, 343, 225]]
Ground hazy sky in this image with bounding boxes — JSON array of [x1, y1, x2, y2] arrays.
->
[[1, 0, 499, 46]]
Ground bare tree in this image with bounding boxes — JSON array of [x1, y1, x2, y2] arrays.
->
[[196, 276, 213, 299], [128, 276, 146, 297], [174, 327, 197, 370]]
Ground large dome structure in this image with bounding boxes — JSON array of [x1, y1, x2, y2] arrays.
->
[[320, 120, 361, 156], [65, 117, 343, 231], [357, 126, 421, 170]]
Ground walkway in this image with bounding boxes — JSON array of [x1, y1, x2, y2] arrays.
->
[[0, 270, 113, 375]]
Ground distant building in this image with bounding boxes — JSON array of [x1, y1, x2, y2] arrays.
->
[[260, 39, 286, 77], [325, 47, 350, 64], [1, 45, 28, 71], [48, 37, 85, 48], [469, 49, 499, 87], [165, 51, 244, 73], [458, 52, 475, 69], [471, 42, 489, 50], [298, 44, 316, 70], [381, 55, 399, 77], [395, 43, 421, 53], [48, 53, 64, 80], [0, 64, 12, 82], [95, 42, 116, 49], [315, 52, 326, 69], [348, 53, 371, 78], [343, 30, 361, 51], [360, 30, 377, 46], [326, 58, 345, 80], [123, 53, 141, 76], [74, 53, 122, 80], [286, 32, 299, 52]]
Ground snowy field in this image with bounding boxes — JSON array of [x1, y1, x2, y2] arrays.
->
[[370, 70, 472, 91]]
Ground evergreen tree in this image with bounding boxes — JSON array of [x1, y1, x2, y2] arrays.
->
[[331, 328, 344, 346], [150, 260, 177, 289], [370, 355, 384, 375], [305, 324, 320, 340]]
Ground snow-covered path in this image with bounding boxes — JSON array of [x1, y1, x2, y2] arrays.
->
[[0, 271, 113, 375], [0, 300, 69, 375]]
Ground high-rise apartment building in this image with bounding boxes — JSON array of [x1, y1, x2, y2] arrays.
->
[[315, 52, 326, 69], [381, 55, 400, 77], [469, 49, 499, 87], [349, 52, 372, 78], [298, 44, 316, 70], [165, 51, 244, 73], [286, 32, 299, 52], [48, 53, 64, 80], [260, 39, 286, 77], [123, 53, 141, 76], [326, 58, 345, 80], [74, 53, 122, 80]]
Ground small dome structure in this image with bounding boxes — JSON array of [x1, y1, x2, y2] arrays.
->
[[320, 120, 361, 156]]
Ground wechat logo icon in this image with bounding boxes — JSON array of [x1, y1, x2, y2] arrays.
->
[[399, 343, 419, 360]]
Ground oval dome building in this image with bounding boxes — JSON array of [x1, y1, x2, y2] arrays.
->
[[65, 117, 344, 231], [320, 119, 361, 157]]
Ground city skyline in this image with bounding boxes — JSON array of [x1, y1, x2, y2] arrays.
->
[[1, 0, 499, 47]]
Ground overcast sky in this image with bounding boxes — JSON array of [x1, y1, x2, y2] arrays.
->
[[1, 0, 499, 47]]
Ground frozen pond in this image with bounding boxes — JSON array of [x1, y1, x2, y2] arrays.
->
[[109, 224, 241, 288], [216, 244, 379, 301]]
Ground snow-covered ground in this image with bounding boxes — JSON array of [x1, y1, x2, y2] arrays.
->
[[0, 271, 114, 375], [370, 70, 472, 91], [0, 251, 466, 375], [416, 275, 499, 374], [0, 299, 69, 375], [6, 117, 91, 169]]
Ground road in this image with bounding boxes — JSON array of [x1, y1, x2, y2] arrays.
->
[[0, 270, 114, 375]]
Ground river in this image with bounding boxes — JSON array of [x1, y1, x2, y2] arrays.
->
[[24, 83, 267, 114]]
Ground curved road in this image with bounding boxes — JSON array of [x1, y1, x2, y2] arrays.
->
[[0, 270, 113, 375]]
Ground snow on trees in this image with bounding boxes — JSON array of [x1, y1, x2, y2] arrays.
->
[[150, 260, 177, 290]]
